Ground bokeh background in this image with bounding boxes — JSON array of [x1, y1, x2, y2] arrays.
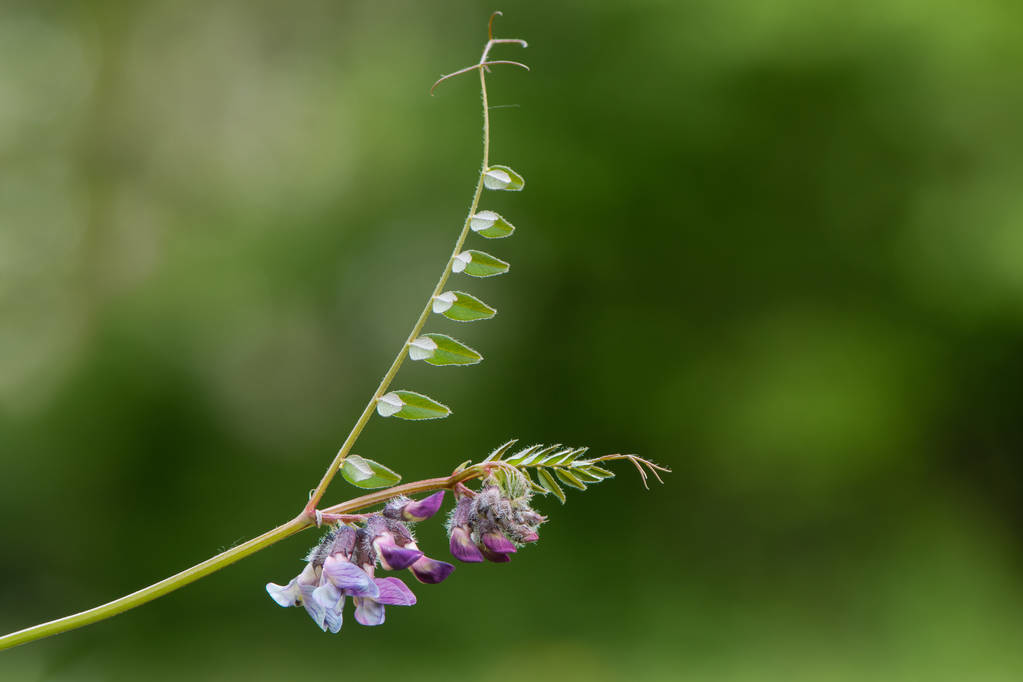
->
[[3, 0, 1023, 680]]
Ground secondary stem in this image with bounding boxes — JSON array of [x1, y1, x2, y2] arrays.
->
[[303, 43, 497, 517]]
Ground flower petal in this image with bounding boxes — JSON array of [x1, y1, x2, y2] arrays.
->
[[409, 556, 455, 584], [449, 527, 485, 563], [323, 556, 379, 598], [323, 603, 344, 634], [312, 581, 342, 610], [354, 597, 386, 626], [482, 532, 517, 555], [480, 546, 512, 563], [299, 584, 329, 631], [265, 581, 300, 607], [377, 542, 424, 571], [373, 577, 417, 606], [402, 491, 445, 522]]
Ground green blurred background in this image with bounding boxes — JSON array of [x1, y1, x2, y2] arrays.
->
[[3, 0, 1023, 679]]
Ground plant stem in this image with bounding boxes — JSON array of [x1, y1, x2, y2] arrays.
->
[[303, 41, 499, 517], [0, 25, 525, 652], [0, 515, 307, 652], [0, 466, 490, 651]]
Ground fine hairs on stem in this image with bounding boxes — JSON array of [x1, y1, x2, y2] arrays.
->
[[0, 12, 667, 651]]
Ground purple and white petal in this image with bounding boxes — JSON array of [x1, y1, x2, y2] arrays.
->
[[449, 527, 485, 563], [323, 603, 344, 634], [323, 555, 379, 598], [312, 581, 343, 610], [373, 577, 417, 606], [299, 584, 329, 631], [353, 597, 386, 626], [377, 542, 423, 571], [409, 556, 455, 584], [266, 580, 300, 607], [401, 491, 445, 522]]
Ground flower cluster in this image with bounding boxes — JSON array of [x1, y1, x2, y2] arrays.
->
[[266, 491, 453, 633], [447, 479, 546, 563]]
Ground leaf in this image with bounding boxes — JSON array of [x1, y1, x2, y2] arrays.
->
[[469, 211, 516, 239], [585, 464, 615, 479], [484, 439, 518, 462], [436, 291, 496, 322], [507, 444, 558, 466], [505, 444, 542, 466], [539, 448, 577, 466], [452, 250, 510, 277], [571, 467, 605, 484], [340, 455, 402, 489], [536, 467, 566, 504], [409, 334, 482, 366], [483, 165, 525, 191], [554, 467, 587, 491], [376, 390, 451, 420]]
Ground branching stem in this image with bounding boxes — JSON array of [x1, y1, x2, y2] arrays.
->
[[0, 16, 548, 653], [303, 22, 526, 518]]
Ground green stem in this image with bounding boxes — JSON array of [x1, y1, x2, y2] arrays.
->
[[303, 42, 497, 517], [0, 466, 491, 651], [0, 25, 523, 653], [0, 515, 308, 652]]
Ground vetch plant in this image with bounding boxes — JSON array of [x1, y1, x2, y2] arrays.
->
[[0, 12, 667, 649]]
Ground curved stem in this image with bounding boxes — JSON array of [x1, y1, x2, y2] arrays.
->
[[0, 24, 523, 653], [0, 465, 492, 651], [0, 515, 310, 652], [303, 39, 505, 517]]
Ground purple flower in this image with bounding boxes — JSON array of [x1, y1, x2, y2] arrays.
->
[[445, 485, 546, 564], [267, 525, 410, 634], [384, 491, 446, 523], [353, 572, 418, 626], [372, 530, 424, 571]]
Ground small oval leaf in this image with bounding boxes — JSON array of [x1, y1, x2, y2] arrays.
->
[[341, 455, 402, 489], [453, 250, 510, 277], [536, 467, 566, 504], [484, 439, 519, 462], [469, 211, 516, 239], [437, 291, 496, 322], [554, 467, 587, 491], [377, 390, 451, 420], [414, 333, 482, 366], [483, 165, 525, 191]]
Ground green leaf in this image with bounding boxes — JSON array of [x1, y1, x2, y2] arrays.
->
[[409, 334, 482, 366], [505, 444, 543, 466], [585, 464, 615, 479], [435, 291, 496, 322], [571, 467, 605, 484], [536, 467, 566, 504], [483, 165, 525, 191], [484, 439, 518, 462], [376, 390, 451, 420], [469, 211, 516, 239], [452, 250, 510, 277], [554, 467, 587, 491], [340, 455, 402, 489], [539, 448, 577, 466]]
